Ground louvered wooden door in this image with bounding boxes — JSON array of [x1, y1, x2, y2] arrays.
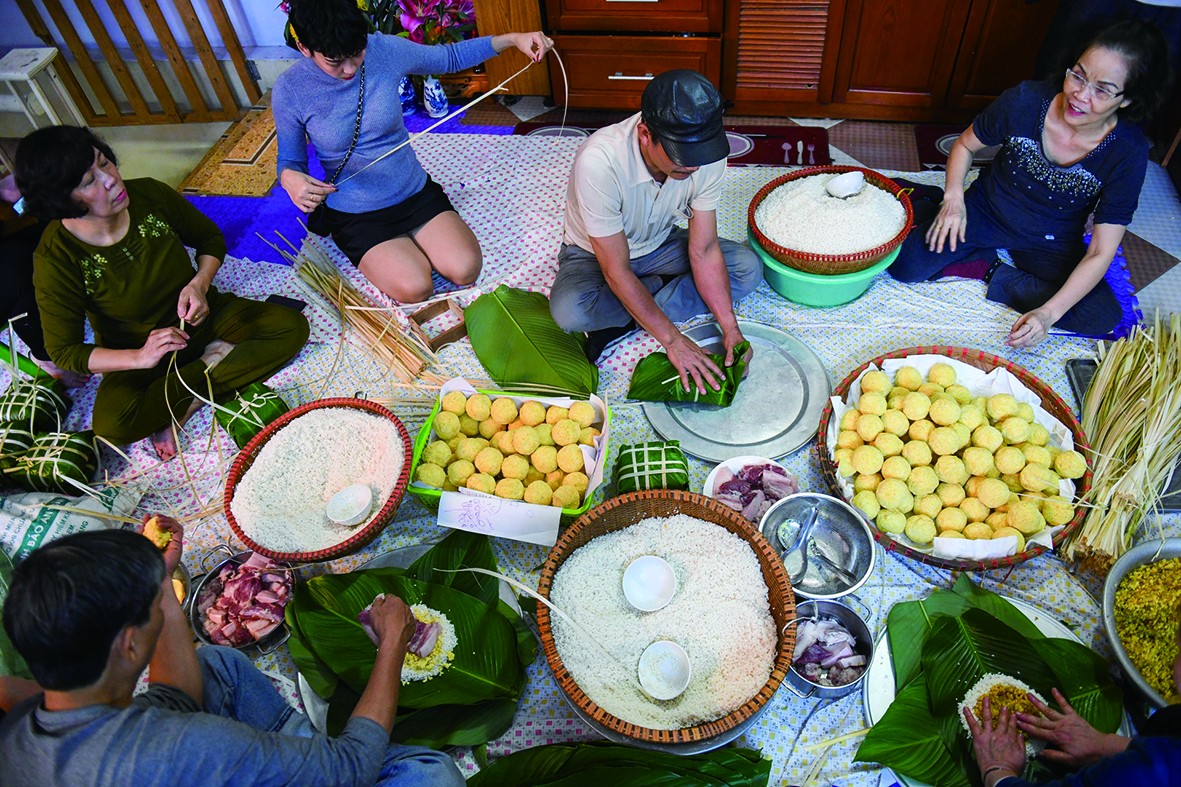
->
[[724, 0, 833, 109]]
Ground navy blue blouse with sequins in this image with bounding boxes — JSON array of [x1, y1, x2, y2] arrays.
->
[[969, 80, 1148, 241]]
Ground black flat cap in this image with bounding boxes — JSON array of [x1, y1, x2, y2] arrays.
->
[[641, 70, 727, 167]]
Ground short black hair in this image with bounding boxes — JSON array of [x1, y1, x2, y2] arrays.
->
[[288, 0, 370, 60], [13, 126, 118, 221], [1069, 18, 1172, 123], [3, 530, 164, 691]]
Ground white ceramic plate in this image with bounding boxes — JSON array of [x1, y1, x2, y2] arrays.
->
[[862, 595, 1131, 787], [701, 455, 790, 497]]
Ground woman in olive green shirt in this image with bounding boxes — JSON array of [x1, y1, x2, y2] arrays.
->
[[15, 126, 309, 459]]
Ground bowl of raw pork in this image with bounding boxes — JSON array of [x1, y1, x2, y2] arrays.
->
[[190, 548, 294, 653], [748, 165, 913, 275], [784, 598, 872, 699], [703, 456, 799, 522]]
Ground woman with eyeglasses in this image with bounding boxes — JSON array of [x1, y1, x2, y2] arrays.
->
[[889, 19, 1170, 347]]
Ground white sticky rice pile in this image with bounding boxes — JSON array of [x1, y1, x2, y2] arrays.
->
[[231, 408, 405, 552], [754, 172, 906, 255], [549, 515, 777, 730]]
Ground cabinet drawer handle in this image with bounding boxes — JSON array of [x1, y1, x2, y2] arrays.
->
[[608, 72, 656, 81]]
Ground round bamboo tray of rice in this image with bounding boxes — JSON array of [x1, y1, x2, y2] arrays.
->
[[748, 165, 914, 276], [815, 346, 1092, 572], [224, 398, 412, 562], [536, 489, 796, 745]]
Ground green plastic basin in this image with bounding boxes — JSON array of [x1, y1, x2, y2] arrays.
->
[[748, 230, 900, 308]]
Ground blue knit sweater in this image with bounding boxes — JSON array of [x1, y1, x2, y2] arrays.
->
[[273, 33, 496, 214]]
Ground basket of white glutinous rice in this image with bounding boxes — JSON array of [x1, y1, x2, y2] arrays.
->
[[537, 490, 796, 745], [225, 398, 412, 562], [749, 165, 913, 275]]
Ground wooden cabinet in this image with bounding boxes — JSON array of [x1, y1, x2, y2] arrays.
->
[[545, 0, 724, 108]]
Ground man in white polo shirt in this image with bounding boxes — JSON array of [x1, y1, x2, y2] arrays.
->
[[549, 70, 762, 393]]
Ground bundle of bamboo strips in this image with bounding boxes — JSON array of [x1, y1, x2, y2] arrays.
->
[[1066, 312, 1181, 574], [275, 236, 445, 385]]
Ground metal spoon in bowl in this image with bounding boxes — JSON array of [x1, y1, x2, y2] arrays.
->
[[781, 505, 820, 584]]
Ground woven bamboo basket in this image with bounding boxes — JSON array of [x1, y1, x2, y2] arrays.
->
[[815, 347, 1092, 572], [224, 398, 413, 562], [536, 490, 796, 745], [748, 165, 914, 275]]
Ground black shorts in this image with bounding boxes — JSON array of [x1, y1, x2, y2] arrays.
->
[[323, 177, 456, 265]]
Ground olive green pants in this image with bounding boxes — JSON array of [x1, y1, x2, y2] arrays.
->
[[91, 294, 309, 444]]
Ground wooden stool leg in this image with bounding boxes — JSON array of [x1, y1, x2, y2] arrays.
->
[[27, 77, 62, 125], [5, 80, 38, 129], [47, 63, 85, 125]]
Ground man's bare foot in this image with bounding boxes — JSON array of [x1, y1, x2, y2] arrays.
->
[[33, 357, 91, 388], [150, 400, 202, 461], [201, 340, 235, 371]]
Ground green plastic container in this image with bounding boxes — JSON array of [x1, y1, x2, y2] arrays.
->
[[748, 230, 901, 308]]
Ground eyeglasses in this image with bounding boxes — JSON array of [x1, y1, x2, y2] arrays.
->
[[1064, 68, 1123, 101]]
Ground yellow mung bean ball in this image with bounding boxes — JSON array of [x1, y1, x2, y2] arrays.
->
[[1001, 473, 1022, 492], [546, 470, 565, 490], [888, 393, 906, 410], [478, 418, 503, 440], [877, 510, 907, 535], [489, 431, 514, 455], [895, 366, 923, 391], [442, 480, 458, 492], [915, 492, 943, 519], [524, 480, 553, 506], [918, 382, 945, 398], [882, 409, 910, 437], [1028, 422, 1050, 447], [1053, 450, 1087, 480], [456, 437, 487, 462], [986, 511, 1008, 530], [936, 507, 968, 533], [874, 432, 905, 458], [446, 435, 462, 452], [837, 430, 863, 450], [840, 409, 859, 431], [995, 446, 1027, 475], [459, 414, 480, 437], [963, 522, 994, 540], [1016, 402, 1035, 422], [551, 485, 581, 509], [525, 467, 545, 486], [852, 490, 880, 519], [946, 384, 973, 404], [530, 445, 559, 474], [466, 472, 498, 495], [928, 398, 961, 426], [952, 423, 971, 448], [552, 419, 581, 446], [838, 455, 856, 477], [890, 385, 911, 400], [474, 446, 504, 476], [495, 478, 525, 500], [1020, 464, 1060, 494], [928, 426, 961, 457], [1041, 495, 1076, 526], [835, 447, 853, 464], [991, 526, 1026, 553], [532, 423, 554, 447], [512, 427, 541, 456], [856, 414, 884, 442], [986, 393, 1019, 422], [927, 362, 957, 388], [859, 391, 888, 416], [433, 411, 461, 440], [415, 462, 446, 488], [545, 405, 569, 425], [902, 440, 933, 467], [977, 477, 1011, 509], [447, 460, 476, 487], [852, 444, 885, 476], [490, 397, 519, 425], [441, 390, 468, 415], [902, 392, 932, 421], [557, 444, 585, 473], [882, 455, 912, 480], [972, 424, 1004, 453], [1000, 417, 1031, 445], [860, 370, 892, 394], [563, 471, 590, 495], [958, 404, 986, 431], [854, 472, 883, 493], [935, 455, 969, 486], [940, 530, 965, 540], [909, 419, 935, 442], [960, 497, 990, 523], [965, 476, 983, 497], [876, 478, 914, 513], [579, 427, 600, 447], [1047, 445, 1062, 463], [1021, 444, 1051, 468], [1006, 500, 1045, 535], [937, 482, 967, 507], [422, 440, 452, 467], [568, 401, 596, 428], [501, 454, 530, 480], [519, 400, 546, 426], [465, 394, 492, 421], [962, 446, 995, 477], [905, 514, 937, 545]]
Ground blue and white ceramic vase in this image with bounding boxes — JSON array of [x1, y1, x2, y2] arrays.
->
[[398, 76, 416, 116], [423, 75, 449, 119]]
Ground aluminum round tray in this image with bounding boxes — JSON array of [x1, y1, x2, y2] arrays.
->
[[642, 321, 831, 462]]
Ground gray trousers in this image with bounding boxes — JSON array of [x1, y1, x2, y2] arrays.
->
[[549, 228, 763, 333]]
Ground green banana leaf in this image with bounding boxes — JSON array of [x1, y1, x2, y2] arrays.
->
[[288, 568, 520, 706], [1030, 637, 1124, 734], [391, 697, 520, 747], [405, 529, 500, 606], [468, 742, 772, 786], [465, 285, 599, 395], [627, 341, 751, 406], [854, 675, 971, 787], [948, 574, 1046, 642]]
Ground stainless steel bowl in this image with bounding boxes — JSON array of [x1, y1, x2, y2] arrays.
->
[[1102, 537, 1181, 709], [784, 599, 873, 699], [760, 492, 876, 600], [189, 546, 291, 654]]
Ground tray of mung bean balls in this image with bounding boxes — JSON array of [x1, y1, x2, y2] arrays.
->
[[815, 346, 1092, 572]]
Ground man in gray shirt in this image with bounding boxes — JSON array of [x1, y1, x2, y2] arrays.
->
[[0, 524, 462, 786]]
